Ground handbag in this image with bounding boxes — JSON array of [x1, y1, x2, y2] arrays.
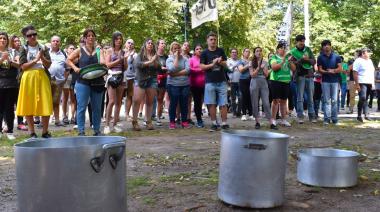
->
[[108, 74, 123, 88]]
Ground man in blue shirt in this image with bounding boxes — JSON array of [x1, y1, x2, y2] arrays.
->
[[317, 40, 342, 124]]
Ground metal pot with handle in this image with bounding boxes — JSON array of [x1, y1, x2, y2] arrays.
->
[[15, 136, 126, 212], [292, 148, 366, 188], [218, 130, 289, 208]]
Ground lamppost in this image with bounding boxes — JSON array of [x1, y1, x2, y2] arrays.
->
[[182, 0, 190, 42]]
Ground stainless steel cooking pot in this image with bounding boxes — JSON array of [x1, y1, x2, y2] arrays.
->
[[293, 148, 365, 188], [15, 136, 126, 212], [218, 130, 289, 208]]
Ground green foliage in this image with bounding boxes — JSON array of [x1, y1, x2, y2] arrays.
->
[[0, 0, 379, 63]]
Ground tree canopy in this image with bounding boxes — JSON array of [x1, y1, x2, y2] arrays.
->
[[1, 0, 379, 62]]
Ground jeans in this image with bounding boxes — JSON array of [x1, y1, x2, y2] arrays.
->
[[167, 85, 190, 122], [75, 82, 104, 134], [289, 80, 297, 111], [322, 82, 339, 123], [296, 76, 315, 119], [339, 82, 347, 108], [230, 82, 241, 116], [357, 84, 372, 117], [313, 82, 322, 117]]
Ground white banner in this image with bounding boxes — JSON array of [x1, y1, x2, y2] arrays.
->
[[276, 2, 293, 46], [190, 0, 218, 29]]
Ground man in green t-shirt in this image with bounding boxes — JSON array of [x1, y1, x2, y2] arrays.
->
[[338, 56, 349, 110], [290, 35, 316, 124]]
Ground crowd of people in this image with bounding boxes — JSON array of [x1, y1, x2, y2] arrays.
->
[[0, 25, 379, 140]]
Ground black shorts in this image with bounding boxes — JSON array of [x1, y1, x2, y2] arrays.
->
[[270, 80, 290, 100]]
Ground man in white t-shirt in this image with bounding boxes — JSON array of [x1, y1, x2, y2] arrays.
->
[[353, 47, 375, 122], [227, 48, 241, 117]]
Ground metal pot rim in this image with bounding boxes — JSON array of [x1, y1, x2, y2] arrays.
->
[[221, 130, 289, 139], [299, 148, 359, 158], [14, 136, 126, 149]]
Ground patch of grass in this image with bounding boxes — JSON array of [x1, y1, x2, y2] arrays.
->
[[159, 170, 219, 186], [127, 176, 153, 193], [143, 153, 191, 167], [358, 168, 380, 182], [142, 196, 156, 205]]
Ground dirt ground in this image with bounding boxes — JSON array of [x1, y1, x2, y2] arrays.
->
[[1, 111, 380, 212]]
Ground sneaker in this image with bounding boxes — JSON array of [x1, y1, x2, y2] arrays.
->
[[156, 119, 162, 126], [55, 122, 66, 127], [241, 115, 247, 121], [209, 124, 218, 132], [30, 132, 38, 138], [62, 117, 70, 125], [196, 121, 204, 128], [357, 117, 364, 123], [151, 116, 157, 121], [93, 131, 103, 136], [347, 109, 354, 114], [113, 125, 123, 133], [143, 121, 147, 126], [176, 119, 181, 125], [182, 121, 192, 129], [132, 120, 141, 131], [169, 122, 176, 130], [364, 116, 373, 121], [311, 118, 317, 123], [255, 123, 261, 129], [248, 116, 254, 121], [78, 132, 85, 136], [17, 124, 28, 131], [221, 124, 230, 130], [282, 120, 292, 127], [103, 126, 112, 135], [73, 125, 78, 130], [70, 118, 76, 125], [298, 118, 304, 124], [188, 119, 195, 125], [270, 124, 279, 130], [138, 112, 143, 119], [146, 121, 154, 130], [5, 133, 16, 140], [323, 121, 330, 125], [41, 132, 52, 138]]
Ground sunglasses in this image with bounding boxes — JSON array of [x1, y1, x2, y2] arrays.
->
[[127, 42, 134, 45], [26, 33, 37, 38]]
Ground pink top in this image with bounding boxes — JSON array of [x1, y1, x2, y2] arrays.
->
[[189, 55, 205, 87]]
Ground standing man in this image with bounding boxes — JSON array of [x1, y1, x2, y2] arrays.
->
[[200, 32, 229, 131], [49, 35, 67, 126], [353, 47, 375, 122], [317, 40, 342, 125], [227, 48, 241, 118], [290, 35, 316, 123]]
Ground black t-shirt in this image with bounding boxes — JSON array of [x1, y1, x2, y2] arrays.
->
[[200, 47, 227, 83]]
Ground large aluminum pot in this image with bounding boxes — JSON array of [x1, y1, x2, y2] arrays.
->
[[218, 130, 289, 208], [295, 148, 364, 188], [15, 136, 126, 212]]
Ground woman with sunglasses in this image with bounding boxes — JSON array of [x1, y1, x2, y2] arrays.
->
[[16, 25, 52, 138], [66, 28, 105, 136], [124, 39, 137, 120], [131, 38, 161, 131]]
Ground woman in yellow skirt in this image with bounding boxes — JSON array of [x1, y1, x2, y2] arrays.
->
[[16, 25, 52, 138]]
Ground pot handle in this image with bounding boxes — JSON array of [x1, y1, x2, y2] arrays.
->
[[90, 142, 125, 173], [244, 143, 267, 150]]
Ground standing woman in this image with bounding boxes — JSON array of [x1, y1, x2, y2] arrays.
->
[[16, 25, 52, 138], [238, 48, 253, 121], [189, 44, 205, 128], [124, 39, 137, 119], [0, 32, 20, 139], [62, 44, 77, 125], [269, 43, 293, 128], [131, 38, 161, 131], [156, 39, 168, 126], [66, 29, 105, 136], [166, 41, 191, 129], [249, 47, 276, 129], [104, 32, 126, 134]]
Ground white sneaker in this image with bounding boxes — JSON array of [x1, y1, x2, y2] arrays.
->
[[298, 118, 304, 124], [73, 125, 78, 129], [143, 121, 147, 126], [156, 119, 162, 126], [248, 116, 254, 121], [103, 126, 111, 135], [6, 133, 16, 140], [282, 120, 292, 127], [116, 122, 123, 127], [113, 125, 123, 133], [241, 115, 247, 121]]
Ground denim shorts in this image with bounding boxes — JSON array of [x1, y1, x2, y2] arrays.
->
[[204, 82, 228, 106], [134, 77, 158, 89]]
